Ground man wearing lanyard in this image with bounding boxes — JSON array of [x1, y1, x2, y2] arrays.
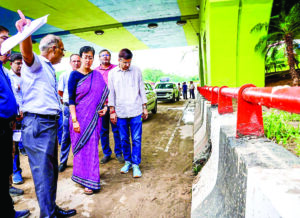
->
[[95, 49, 124, 164], [16, 12, 76, 218], [0, 25, 30, 218], [58, 54, 81, 172], [108, 48, 148, 178]]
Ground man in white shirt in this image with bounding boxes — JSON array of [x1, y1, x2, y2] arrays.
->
[[9, 53, 27, 186], [57, 54, 81, 172], [108, 48, 148, 178], [16, 12, 76, 217], [189, 81, 195, 99]]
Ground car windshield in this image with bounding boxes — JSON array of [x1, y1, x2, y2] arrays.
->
[[155, 83, 173, 89]]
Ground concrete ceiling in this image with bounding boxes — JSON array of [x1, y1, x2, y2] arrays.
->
[[0, 0, 199, 54]]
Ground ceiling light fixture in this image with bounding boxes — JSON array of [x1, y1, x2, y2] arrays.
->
[[95, 30, 104, 35], [148, 23, 158, 29], [176, 20, 187, 26]]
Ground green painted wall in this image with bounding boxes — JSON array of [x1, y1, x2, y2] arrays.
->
[[199, 0, 273, 87]]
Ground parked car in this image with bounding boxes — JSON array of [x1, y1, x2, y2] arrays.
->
[[145, 82, 158, 114], [154, 82, 179, 102]]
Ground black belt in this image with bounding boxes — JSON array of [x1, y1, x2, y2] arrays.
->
[[24, 112, 60, 121]]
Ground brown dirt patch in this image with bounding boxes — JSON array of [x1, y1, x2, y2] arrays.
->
[[13, 100, 194, 217]]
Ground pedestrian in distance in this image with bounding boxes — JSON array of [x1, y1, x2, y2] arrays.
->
[[68, 46, 108, 195], [177, 82, 181, 100], [57, 54, 81, 172], [15, 10, 76, 218], [108, 48, 148, 178], [182, 82, 188, 100], [94, 49, 124, 164], [189, 81, 195, 99]]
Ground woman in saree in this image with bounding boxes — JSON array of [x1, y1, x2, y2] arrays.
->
[[68, 46, 108, 195]]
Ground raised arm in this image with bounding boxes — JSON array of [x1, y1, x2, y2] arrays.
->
[[15, 10, 34, 66]]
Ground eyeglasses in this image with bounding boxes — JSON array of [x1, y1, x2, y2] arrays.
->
[[100, 54, 110, 57], [0, 36, 9, 41]]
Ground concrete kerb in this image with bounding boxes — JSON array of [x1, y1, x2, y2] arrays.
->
[[191, 95, 300, 217]]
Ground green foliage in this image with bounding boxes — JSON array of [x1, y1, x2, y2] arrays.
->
[[193, 165, 202, 176], [251, 2, 300, 75], [142, 68, 199, 83], [263, 109, 300, 156]]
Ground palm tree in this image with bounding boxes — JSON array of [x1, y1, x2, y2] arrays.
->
[[251, 2, 300, 86]]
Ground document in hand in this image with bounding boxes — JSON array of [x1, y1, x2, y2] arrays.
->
[[0, 14, 49, 55]]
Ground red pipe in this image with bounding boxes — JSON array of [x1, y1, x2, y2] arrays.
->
[[242, 87, 300, 114], [220, 87, 239, 99]]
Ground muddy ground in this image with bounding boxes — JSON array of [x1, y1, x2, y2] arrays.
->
[[13, 99, 194, 218]]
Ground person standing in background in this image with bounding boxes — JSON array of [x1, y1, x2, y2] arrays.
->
[[177, 82, 181, 100], [189, 81, 195, 99], [9, 53, 26, 186], [182, 82, 188, 100], [58, 54, 81, 172], [94, 49, 124, 164]]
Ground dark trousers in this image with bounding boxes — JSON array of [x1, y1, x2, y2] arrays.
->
[[60, 105, 71, 165], [100, 108, 122, 157], [189, 89, 195, 99], [22, 115, 58, 218], [0, 118, 15, 217], [183, 91, 188, 99]]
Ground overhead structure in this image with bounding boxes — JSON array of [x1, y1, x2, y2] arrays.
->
[[0, 0, 276, 87], [0, 0, 199, 53]]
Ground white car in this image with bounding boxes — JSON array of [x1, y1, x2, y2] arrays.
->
[[154, 82, 179, 102]]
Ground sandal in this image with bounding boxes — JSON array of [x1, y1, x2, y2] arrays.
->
[[84, 188, 93, 195]]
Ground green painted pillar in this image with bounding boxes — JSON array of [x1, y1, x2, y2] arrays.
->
[[199, 0, 273, 87]]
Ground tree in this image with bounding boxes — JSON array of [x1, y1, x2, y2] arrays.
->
[[251, 2, 300, 86]]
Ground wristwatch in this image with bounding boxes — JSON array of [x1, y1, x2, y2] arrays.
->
[[143, 105, 147, 109], [72, 117, 77, 123]]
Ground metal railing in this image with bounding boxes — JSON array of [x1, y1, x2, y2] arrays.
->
[[197, 84, 300, 137]]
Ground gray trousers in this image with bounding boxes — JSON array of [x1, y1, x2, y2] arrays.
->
[[22, 114, 58, 218]]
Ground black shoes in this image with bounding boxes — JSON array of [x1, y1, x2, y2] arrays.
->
[[59, 163, 67, 172], [116, 155, 125, 163], [14, 209, 30, 218], [55, 206, 76, 217], [100, 156, 111, 164], [20, 148, 27, 156], [101, 155, 125, 164], [9, 186, 24, 196]]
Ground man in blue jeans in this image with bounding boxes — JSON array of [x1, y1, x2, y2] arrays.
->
[[58, 54, 81, 172], [95, 49, 123, 164], [108, 48, 148, 178]]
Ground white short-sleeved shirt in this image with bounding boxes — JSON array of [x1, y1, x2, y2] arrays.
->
[[21, 53, 61, 115], [58, 71, 71, 104]]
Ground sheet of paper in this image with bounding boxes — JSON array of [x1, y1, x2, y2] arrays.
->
[[0, 14, 48, 55]]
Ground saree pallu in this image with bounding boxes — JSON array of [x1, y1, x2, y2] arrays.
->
[[70, 70, 108, 190]]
